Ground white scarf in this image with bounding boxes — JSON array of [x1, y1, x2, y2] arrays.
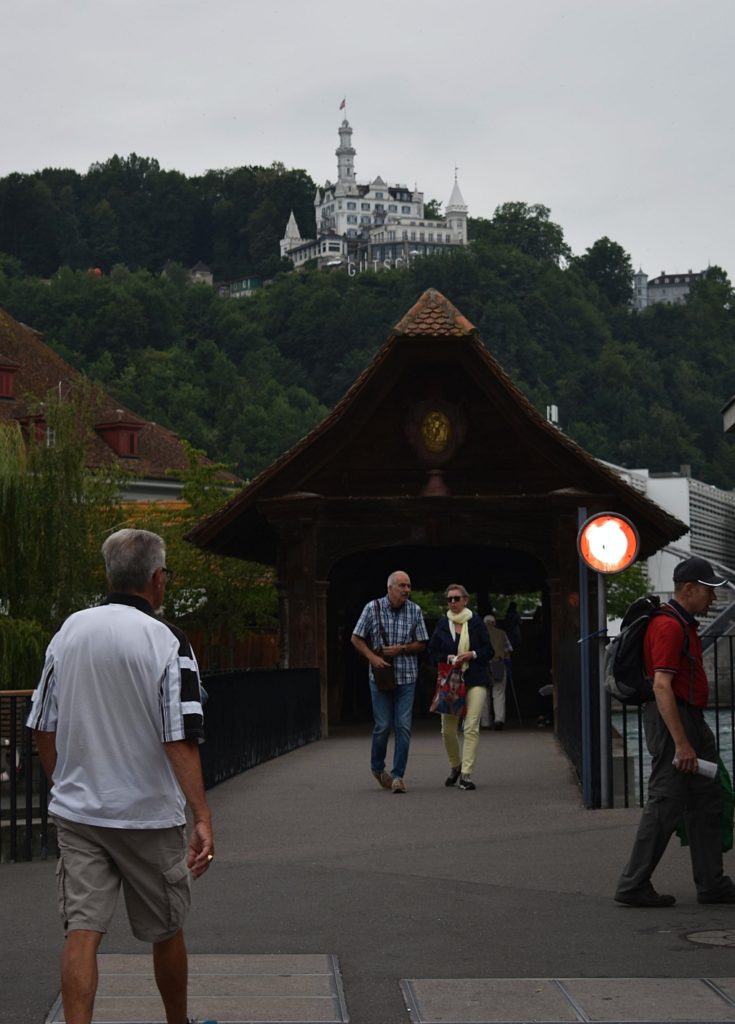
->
[[447, 607, 473, 665]]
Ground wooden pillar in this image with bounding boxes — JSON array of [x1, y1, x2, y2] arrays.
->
[[275, 517, 330, 735]]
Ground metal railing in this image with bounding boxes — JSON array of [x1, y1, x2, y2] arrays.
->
[[0, 691, 51, 863], [1, 668, 321, 863], [611, 633, 735, 807]]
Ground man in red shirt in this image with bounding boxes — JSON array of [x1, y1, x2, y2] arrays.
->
[[615, 556, 735, 907]]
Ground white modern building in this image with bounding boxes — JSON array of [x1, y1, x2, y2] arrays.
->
[[632, 269, 706, 311], [280, 118, 469, 271], [606, 461, 735, 604]]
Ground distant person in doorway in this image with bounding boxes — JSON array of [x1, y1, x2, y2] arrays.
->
[[615, 556, 735, 907], [502, 601, 522, 650], [483, 614, 513, 730], [428, 585, 493, 790], [351, 571, 428, 793]]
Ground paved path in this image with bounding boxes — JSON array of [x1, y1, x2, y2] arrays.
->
[[4, 721, 735, 1023]]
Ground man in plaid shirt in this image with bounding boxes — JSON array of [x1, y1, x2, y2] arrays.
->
[[351, 571, 428, 793]]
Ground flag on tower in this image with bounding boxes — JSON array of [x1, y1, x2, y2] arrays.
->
[[339, 98, 346, 110]]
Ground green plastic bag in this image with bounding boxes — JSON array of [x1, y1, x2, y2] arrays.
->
[[675, 757, 734, 853]]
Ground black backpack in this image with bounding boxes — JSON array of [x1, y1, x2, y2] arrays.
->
[[604, 595, 689, 705]]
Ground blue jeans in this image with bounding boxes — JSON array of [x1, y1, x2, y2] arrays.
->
[[369, 679, 416, 779]]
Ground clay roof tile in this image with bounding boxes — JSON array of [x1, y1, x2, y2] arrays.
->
[[393, 287, 475, 337]]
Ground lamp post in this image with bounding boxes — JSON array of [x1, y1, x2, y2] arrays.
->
[[577, 512, 640, 807]]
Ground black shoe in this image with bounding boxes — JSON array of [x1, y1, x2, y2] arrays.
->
[[615, 890, 676, 907], [445, 766, 461, 787], [458, 775, 476, 790], [697, 889, 735, 904], [493, 721, 505, 731]]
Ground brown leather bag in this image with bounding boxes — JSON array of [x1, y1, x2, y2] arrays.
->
[[373, 663, 396, 691]]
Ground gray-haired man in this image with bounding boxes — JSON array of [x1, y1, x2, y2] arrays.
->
[[28, 528, 214, 1024]]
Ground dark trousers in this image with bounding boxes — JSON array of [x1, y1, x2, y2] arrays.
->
[[616, 702, 729, 898]]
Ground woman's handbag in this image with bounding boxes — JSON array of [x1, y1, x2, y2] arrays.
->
[[430, 662, 467, 717], [371, 600, 396, 691]]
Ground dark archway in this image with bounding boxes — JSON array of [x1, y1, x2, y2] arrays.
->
[[327, 543, 551, 725]]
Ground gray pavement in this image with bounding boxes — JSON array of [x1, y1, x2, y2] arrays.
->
[[4, 720, 735, 1024]]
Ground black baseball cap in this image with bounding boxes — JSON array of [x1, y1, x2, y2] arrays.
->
[[673, 555, 728, 587]]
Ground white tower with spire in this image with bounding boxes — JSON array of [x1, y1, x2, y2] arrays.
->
[[280, 211, 304, 259], [445, 172, 468, 245], [336, 119, 357, 187]]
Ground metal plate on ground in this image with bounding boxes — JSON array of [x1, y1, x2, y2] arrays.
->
[[46, 953, 349, 1024], [400, 977, 735, 1023]]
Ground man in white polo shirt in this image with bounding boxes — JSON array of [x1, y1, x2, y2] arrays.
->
[[27, 528, 214, 1024]]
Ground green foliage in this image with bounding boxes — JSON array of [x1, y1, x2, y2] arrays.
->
[[128, 443, 277, 639], [1, 163, 735, 491], [0, 155, 317, 279], [606, 563, 651, 619], [0, 617, 47, 692], [0, 390, 122, 688], [572, 236, 634, 306], [423, 198, 443, 220]]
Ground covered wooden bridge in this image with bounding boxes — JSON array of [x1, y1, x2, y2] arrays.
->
[[186, 288, 686, 788]]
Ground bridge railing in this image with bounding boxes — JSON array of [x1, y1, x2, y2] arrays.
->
[[611, 633, 735, 807], [1, 668, 320, 863]]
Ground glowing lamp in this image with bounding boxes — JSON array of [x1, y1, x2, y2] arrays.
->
[[577, 512, 639, 575]]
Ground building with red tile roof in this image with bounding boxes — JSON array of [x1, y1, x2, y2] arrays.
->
[[0, 305, 239, 499]]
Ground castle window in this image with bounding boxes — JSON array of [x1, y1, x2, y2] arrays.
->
[[375, 192, 383, 198], [402, 205, 411, 214], [347, 215, 357, 224], [347, 202, 356, 209], [389, 204, 397, 212], [361, 203, 370, 211]]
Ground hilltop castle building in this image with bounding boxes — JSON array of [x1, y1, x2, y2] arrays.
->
[[632, 268, 706, 310], [280, 119, 468, 271]]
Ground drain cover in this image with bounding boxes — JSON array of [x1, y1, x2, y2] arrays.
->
[[686, 930, 735, 947]]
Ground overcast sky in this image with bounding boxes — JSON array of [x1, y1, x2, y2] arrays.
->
[[2, 0, 732, 278]]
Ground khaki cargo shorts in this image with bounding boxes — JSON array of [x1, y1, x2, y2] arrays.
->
[[54, 817, 191, 943]]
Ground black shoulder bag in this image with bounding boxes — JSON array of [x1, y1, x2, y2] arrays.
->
[[371, 599, 396, 691]]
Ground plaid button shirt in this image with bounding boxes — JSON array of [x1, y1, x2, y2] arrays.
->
[[353, 595, 428, 686]]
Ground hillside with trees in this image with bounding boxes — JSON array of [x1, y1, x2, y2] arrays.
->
[[1, 158, 734, 488]]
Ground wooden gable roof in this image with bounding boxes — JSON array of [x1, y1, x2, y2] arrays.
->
[[186, 288, 686, 561]]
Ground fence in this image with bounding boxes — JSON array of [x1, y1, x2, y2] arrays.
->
[[0, 691, 51, 863], [611, 633, 735, 807], [0, 668, 320, 863]]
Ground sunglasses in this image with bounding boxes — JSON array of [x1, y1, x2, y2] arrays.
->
[[447, 595, 464, 603]]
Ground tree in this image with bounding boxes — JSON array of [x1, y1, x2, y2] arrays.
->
[[574, 237, 634, 306], [130, 443, 277, 645], [488, 202, 571, 264], [606, 563, 650, 619], [0, 387, 122, 689], [423, 198, 442, 220]]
